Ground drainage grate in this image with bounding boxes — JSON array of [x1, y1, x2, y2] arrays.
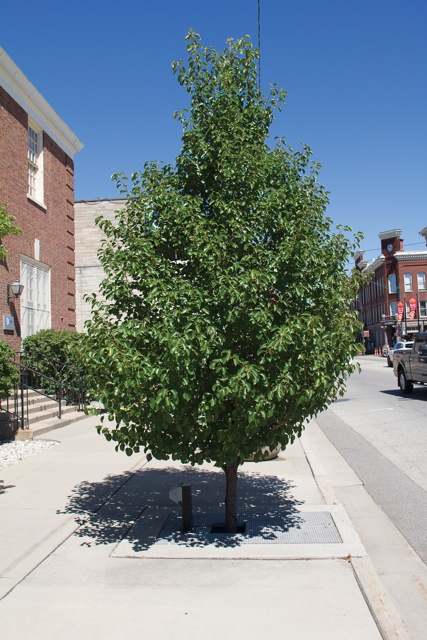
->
[[156, 511, 342, 545]]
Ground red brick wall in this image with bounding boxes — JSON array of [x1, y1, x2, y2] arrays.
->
[[0, 87, 76, 350], [397, 262, 427, 305]]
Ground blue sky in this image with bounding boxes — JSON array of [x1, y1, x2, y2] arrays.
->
[[2, 0, 426, 260]]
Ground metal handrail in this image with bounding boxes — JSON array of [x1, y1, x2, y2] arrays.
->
[[18, 350, 87, 412], [5, 352, 88, 430], [14, 361, 62, 419]]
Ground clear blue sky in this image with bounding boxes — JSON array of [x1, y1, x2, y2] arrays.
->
[[2, 0, 426, 260]]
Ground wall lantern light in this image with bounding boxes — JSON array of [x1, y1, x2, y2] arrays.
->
[[7, 279, 24, 304]]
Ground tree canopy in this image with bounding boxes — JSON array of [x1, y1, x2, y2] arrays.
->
[[0, 203, 22, 261], [85, 31, 362, 531]]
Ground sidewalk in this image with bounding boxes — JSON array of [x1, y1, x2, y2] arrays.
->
[[0, 414, 425, 639]]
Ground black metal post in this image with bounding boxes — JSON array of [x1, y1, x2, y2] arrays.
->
[[181, 484, 193, 532], [58, 383, 62, 418], [20, 370, 25, 430]]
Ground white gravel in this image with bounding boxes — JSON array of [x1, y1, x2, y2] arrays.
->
[[0, 439, 59, 468]]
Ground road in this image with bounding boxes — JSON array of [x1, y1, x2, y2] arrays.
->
[[316, 354, 427, 564]]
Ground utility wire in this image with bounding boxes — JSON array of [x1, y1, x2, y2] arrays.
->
[[362, 241, 425, 254]]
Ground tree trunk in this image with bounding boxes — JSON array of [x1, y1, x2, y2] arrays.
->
[[223, 460, 240, 532]]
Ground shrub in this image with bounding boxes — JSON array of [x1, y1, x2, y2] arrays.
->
[[22, 330, 87, 372], [21, 330, 88, 404], [0, 339, 19, 399]]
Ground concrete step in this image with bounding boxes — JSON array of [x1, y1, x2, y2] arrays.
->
[[27, 399, 59, 416], [27, 402, 79, 424], [6, 389, 84, 427], [15, 409, 90, 440]]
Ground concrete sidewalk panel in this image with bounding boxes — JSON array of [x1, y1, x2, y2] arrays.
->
[[112, 503, 365, 560], [0, 556, 383, 640]]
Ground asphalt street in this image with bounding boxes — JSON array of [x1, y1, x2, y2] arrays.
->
[[317, 354, 427, 564]]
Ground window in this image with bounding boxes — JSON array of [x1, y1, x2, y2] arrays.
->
[[388, 274, 397, 293], [27, 122, 44, 204], [414, 334, 427, 354], [404, 273, 413, 292], [20, 257, 51, 338], [418, 272, 426, 291], [390, 302, 398, 316], [420, 301, 427, 317]]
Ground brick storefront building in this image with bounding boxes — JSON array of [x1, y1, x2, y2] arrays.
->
[[0, 48, 83, 350], [355, 228, 427, 350]]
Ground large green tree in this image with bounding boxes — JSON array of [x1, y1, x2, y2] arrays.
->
[[85, 31, 362, 532]]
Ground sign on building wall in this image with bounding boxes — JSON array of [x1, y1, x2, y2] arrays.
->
[[409, 297, 417, 320]]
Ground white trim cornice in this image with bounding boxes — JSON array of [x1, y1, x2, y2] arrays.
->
[[394, 250, 427, 261], [0, 48, 83, 158], [363, 255, 385, 272], [378, 229, 402, 240]]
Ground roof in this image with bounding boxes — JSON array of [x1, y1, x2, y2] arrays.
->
[[363, 255, 385, 273], [394, 250, 427, 261], [378, 229, 403, 240], [0, 48, 83, 158]]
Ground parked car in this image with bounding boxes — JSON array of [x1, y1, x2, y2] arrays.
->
[[387, 341, 414, 367], [393, 332, 427, 393]]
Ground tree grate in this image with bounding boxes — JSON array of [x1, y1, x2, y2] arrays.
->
[[156, 511, 342, 545]]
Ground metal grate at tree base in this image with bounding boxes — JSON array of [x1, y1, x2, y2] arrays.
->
[[156, 511, 342, 546]]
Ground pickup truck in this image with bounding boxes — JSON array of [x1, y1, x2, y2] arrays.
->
[[393, 331, 427, 393]]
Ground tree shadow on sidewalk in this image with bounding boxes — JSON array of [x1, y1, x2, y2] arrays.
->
[[0, 479, 15, 495], [58, 463, 304, 551]]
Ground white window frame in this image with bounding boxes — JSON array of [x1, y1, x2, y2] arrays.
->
[[27, 120, 45, 206], [388, 274, 397, 294], [20, 256, 51, 338], [404, 273, 413, 292], [417, 272, 426, 291], [420, 300, 427, 317]]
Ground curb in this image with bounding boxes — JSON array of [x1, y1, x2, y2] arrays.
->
[[300, 421, 412, 640]]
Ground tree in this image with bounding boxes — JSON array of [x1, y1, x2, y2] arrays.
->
[[0, 203, 22, 260], [85, 31, 363, 532]]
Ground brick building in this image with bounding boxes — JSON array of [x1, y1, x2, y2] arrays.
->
[[355, 228, 427, 350], [0, 48, 83, 349]]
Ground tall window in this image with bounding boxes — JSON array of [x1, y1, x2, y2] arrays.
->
[[20, 258, 51, 338], [418, 272, 426, 291], [404, 273, 413, 292], [420, 301, 427, 317], [388, 274, 397, 293], [390, 301, 398, 316], [28, 122, 44, 203]]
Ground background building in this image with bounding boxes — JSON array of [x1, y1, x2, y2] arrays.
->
[[355, 228, 427, 350], [75, 199, 123, 332], [0, 48, 83, 349]]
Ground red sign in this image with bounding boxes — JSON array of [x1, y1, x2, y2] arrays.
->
[[409, 297, 417, 320], [397, 300, 404, 321]]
